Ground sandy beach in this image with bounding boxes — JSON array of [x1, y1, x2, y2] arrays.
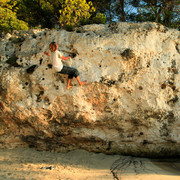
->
[[0, 148, 180, 180]]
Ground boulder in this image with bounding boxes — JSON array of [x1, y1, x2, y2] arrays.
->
[[0, 22, 180, 157]]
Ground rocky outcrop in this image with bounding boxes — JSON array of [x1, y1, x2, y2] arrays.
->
[[0, 22, 180, 157]]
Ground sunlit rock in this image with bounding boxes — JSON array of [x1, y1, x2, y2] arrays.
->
[[0, 22, 180, 157]]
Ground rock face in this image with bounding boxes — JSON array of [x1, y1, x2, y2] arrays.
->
[[0, 22, 180, 157]]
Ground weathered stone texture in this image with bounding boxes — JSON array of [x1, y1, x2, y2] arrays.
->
[[0, 22, 180, 157]]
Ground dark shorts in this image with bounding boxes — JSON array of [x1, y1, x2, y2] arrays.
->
[[58, 66, 79, 79]]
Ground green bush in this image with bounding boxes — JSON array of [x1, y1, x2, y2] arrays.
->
[[64, 24, 74, 32], [0, 7, 29, 33], [79, 18, 92, 26], [79, 13, 106, 26], [92, 13, 106, 24]]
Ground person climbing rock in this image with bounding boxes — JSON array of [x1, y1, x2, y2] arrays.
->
[[44, 42, 86, 89]]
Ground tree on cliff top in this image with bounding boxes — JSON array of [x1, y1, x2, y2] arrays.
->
[[59, 0, 96, 28], [131, 0, 180, 28], [15, 0, 63, 28], [90, 0, 180, 28], [14, 0, 102, 29]]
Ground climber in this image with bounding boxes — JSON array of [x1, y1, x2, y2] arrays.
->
[[44, 42, 86, 90]]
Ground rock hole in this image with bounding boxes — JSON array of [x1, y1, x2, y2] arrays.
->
[[6, 55, 21, 67], [161, 84, 166, 89], [26, 65, 38, 74], [70, 53, 77, 58], [147, 62, 150, 68], [121, 49, 135, 60], [139, 132, 144, 136], [171, 85, 176, 91], [142, 140, 148, 145], [39, 58, 43, 65], [32, 34, 37, 39], [76, 30, 82, 33], [44, 97, 50, 105], [47, 64, 52, 69], [106, 141, 112, 151], [29, 145, 35, 148], [39, 90, 44, 95]]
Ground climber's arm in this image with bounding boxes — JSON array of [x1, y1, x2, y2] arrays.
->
[[44, 51, 50, 56], [61, 56, 71, 61]]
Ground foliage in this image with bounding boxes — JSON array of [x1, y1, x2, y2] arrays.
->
[[130, 0, 180, 28], [89, 0, 116, 23], [15, 0, 63, 28], [89, 0, 132, 23], [0, 0, 179, 32], [92, 13, 106, 24], [0, 0, 18, 10], [59, 0, 95, 27], [90, 0, 180, 28], [0, 0, 28, 32], [79, 13, 106, 25]]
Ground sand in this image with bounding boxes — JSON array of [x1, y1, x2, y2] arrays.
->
[[0, 148, 180, 180]]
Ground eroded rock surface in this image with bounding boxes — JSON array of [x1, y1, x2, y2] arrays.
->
[[0, 22, 180, 157]]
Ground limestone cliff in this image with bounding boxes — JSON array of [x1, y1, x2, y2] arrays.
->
[[0, 22, 180, 157]]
